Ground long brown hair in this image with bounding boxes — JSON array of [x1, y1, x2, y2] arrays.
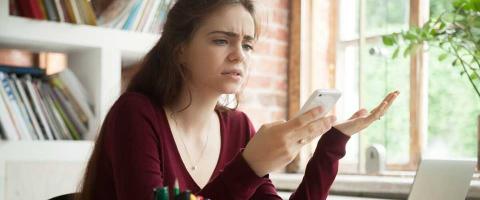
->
[[76, 0, 259, 199]]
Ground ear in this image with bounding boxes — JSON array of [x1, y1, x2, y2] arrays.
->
[[177, 43, 187, 64]]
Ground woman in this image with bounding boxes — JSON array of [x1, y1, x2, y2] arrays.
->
[[77, 0, 399, 199]]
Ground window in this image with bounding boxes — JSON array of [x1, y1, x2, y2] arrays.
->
[[425, 0, 480, 159], [336, 0, 479, 173]]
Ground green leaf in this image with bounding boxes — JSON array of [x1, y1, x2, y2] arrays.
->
[[383, 35, 395, 46], [438, 53, 449, 61], [471, 73, 479, 80], [439, 21, 446, 30], [452, 59, 460, 66], [439, 41, 447, 48], [403, 44, 413, 57], [392, 47, 400, 59], [405, 31, 417, 40]]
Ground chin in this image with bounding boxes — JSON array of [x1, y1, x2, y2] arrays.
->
[[218, 85, 242, 94]]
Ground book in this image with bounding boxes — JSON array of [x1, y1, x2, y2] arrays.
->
[[47, 85, 77, 140], [53, 0, 66, 22], [0, 73, 31, 140], [37, 0, 48, 19], [0, 64, 45, 77], [32, 81, 60, 139], [140, 0, 161, 33], [51, 86, 82, 139], [90, 0, 115, 16], [41, 83, 72, 139], [147, 0, 171, 33], [122, 0, 143, 30], [98, 0, 137, 28], [63, 0, 78, 24], [68, 0, 84, 24], [0, 122, 5, 140], [0, 74, 20, 140], [24, 75, 53, 140], [16, 0, 45, 19], [11, 74, 43, 140], [7, 76, 37, 139], [78, 0, 98, 26], [9, 0, 19, 16], [43, 0, 60, 22], [57, 68, 94, 122], [130, 0, 149, 31]]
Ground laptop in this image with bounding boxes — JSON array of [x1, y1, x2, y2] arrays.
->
[[408, 159, 476, 200]]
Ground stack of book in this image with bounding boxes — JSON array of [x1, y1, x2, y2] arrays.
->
[[0, 49, 95, 141], [9, 0, 174, 34], [96, 0, 173, 33], [10, 0, 97, 25]]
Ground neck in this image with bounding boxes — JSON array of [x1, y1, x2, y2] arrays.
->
[[165, 83, 220, 136]]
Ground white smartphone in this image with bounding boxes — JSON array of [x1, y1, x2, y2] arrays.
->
[[296, 89, 342, 117]]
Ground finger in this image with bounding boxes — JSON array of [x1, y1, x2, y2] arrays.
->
[[349, 108, 368, 120], [269, 120, 286, 127], [282, 106, 324, 131], [292, 115, 336, 141], [366, 102, 387, 122], [367, 92, 399, 122], [382, 91, 400, 110], [370, 91, 399, 114]]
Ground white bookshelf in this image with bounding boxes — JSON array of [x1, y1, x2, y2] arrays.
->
[[0, 0, 160, 199]]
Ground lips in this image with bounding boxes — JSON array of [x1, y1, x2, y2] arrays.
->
[[221, 69, 243, 77]]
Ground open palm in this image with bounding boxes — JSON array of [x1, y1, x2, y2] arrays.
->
[[334, 91, 400, 136]]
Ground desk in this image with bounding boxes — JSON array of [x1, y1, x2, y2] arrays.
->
[[277, 192, 395, 200]]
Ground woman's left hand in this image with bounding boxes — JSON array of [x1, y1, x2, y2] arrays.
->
[[333, 91, 400, 136]]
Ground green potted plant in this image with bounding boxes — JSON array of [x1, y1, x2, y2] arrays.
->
[[382, 0, 479, 98], [382, 0, 479, 162]]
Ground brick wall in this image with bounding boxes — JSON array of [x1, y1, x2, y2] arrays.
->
[[238, 0, 290, 129]]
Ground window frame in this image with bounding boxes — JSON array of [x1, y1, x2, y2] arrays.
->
[[286, 0, 432, 172]]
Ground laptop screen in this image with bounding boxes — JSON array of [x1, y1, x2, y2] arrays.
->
[[408, 159, 476, 200]]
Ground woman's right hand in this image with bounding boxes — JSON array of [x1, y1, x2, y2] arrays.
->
[[242, 107, 337, 177]]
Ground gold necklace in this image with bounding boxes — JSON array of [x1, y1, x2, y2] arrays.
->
[[174, 116, 212, 171]]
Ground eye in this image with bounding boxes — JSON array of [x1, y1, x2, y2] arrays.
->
[[242, 44, 254, 51], [213, 39, 228, 45]]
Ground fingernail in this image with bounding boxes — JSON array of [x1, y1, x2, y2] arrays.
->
[[316, 107, 324, 115]]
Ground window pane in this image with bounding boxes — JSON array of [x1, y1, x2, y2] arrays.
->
[[365, 0, 409, 36], [336, 42, 360, 172], [426, 48, 480, 159], [361, 39, 411, 164], [430, 0, 454, 18], [339, 0, 359, 41]]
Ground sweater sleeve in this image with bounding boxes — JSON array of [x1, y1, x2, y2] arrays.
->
[[289, 127, 350, 200], [106, 95, 164, 200]]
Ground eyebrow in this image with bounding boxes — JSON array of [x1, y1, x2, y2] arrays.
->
[[207, 31, 254, 42]]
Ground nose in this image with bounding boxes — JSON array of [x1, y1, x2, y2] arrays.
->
[[227, 44, 246, 63]]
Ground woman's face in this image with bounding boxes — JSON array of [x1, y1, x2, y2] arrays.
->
[[179, 4, 255, 95]]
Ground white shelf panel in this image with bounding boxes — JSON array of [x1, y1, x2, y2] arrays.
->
[[0, 140, 94, 161], [0, 141, 94, 200], [0, 16, 160, 61]]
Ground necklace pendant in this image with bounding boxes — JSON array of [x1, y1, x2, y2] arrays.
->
[[191, 166, 197, 171]]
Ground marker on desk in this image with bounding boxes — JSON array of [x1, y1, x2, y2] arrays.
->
[[175, 190, 191, 200], [173, 179, 180, 197], [153, 186, 169, 200]]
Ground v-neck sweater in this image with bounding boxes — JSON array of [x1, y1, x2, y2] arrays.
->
[[90, 92, 350, 200]]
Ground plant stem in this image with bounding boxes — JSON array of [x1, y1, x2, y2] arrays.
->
[[450, 40, 480, 99]]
